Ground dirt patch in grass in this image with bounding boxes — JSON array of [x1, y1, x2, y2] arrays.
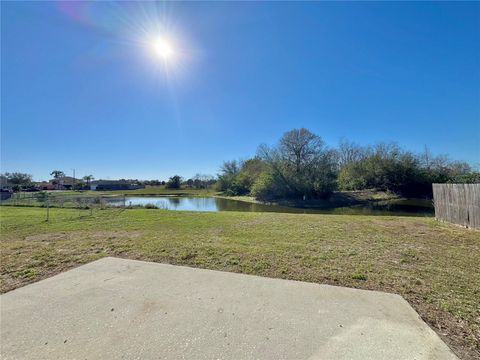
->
[[2, 230, 144, 293], [25, 230, 143, 242]]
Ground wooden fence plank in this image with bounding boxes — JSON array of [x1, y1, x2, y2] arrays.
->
[[432, 183, 480, 229]]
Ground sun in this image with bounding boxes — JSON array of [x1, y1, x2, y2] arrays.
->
[[144, 33, 186, 75], [153, 38, 174, 60]]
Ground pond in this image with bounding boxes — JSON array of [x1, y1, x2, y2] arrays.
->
[[106, 196, 434, 216]]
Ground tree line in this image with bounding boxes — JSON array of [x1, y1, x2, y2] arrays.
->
[[217, 128, 478, 200], [165, 174, 216, 189], [3, 129, 477, 198], [0, 170, 216, 192]]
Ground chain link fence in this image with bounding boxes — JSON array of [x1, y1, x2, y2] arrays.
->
[[0, 192, 131, 221], [1, 192, 129, 208]]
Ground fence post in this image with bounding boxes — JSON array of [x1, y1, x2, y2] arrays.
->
[[46, 194, 50, 222]]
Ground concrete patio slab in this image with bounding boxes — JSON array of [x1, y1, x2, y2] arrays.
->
[[1, 257, 456, 359]]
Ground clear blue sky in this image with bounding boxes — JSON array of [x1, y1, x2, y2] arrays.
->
[[2, 1, 479, 181]]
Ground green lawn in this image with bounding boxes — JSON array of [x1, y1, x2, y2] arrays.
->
[[1, 206, 478, 359]]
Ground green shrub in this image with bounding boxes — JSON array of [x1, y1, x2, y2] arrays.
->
[[351, 273, 368, 281], [144, 203, 158, 209]]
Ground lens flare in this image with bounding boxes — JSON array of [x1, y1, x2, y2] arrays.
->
[[56, 1, 194, 81], [153, 38, 174, 60]]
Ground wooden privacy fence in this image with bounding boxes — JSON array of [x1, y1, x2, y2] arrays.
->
[[432, 183, 480, 229]]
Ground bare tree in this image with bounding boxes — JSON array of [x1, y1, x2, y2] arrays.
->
[[337, 139, 366, 167], [220, 160, 240, 177], [419, 145, 433, 170], [279, 128, 324, 174], [257, 128, 337, 199]]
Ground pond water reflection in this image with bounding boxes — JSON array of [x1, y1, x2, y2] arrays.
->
[[106, 196, 433, 217]]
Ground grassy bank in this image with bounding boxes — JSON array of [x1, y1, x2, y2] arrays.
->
[[1, 206, 478, 358], [44, 185, 218, 197]]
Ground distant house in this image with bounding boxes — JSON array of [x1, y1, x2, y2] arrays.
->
[[90, 180, 145, 191], [36, 181, 56, 190], [48, 176, 80, 190]]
